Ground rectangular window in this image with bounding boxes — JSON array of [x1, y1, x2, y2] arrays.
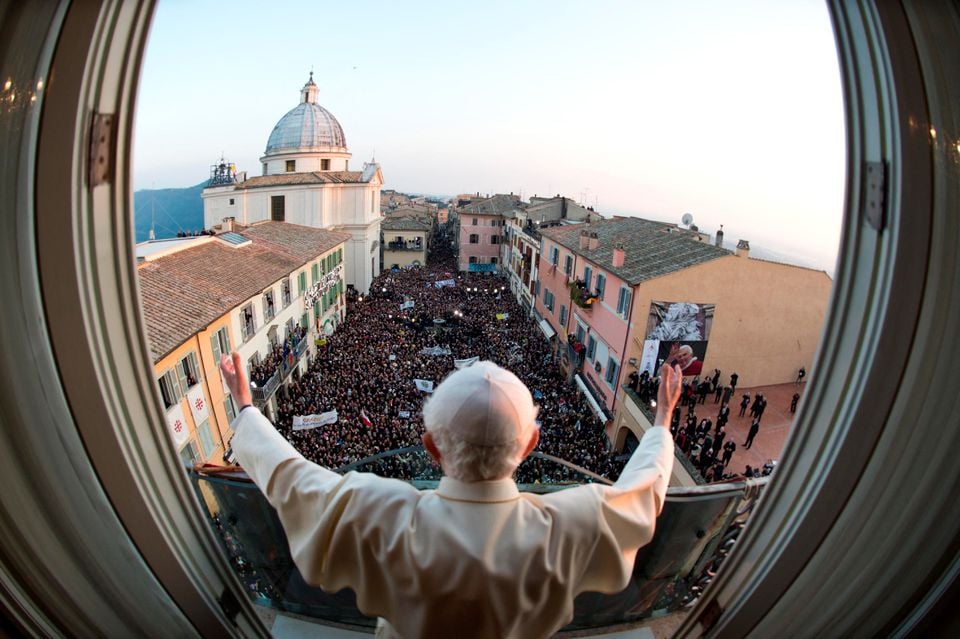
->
[[550, 247, 559, 266], [177, 352, 201, 390], [197, 419, 216, 459], [298, 271, 307, 295], [321, 158, 330, 171], [576, 323, 586, 344], [583, 266, 593, 289], [282, 278, 292, 306], [210, 326, 230, 364], [241, 303, 256, 341], [469, 256, 478, 264], [158, 369, 181, 409], [179, 440, 200, 467], [564, 254, 573, 276], [491, 235, 500, 245], [491, 257, 498, 265], [544, 289, 554, 312], [616, 286, 633, 317], [285, 160, 295, 172], [229, 198, 235, 205], [223, 395, 237, 424], [337, 248, 342, 264], [534, 280, 541, 296], [312, 264, 319, 284], [559, 304, 567, 325], [472, 218, 478, 226], [595, 273, 606, 300], [271, 195, 285, 221], [301, 312, 309, 330], [605, 357, 619, 387], [469, 234, 479, 244], [263, 289, 275, 321], [586, 335, 597, 361]]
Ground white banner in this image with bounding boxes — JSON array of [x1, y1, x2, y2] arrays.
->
[[292, 409, 339, 431], [640, 339, 660, 376], [434, 278, 456, 289], [454, 356, 479, 369], [398, 410, 411, 418], [414, 379, 434, 393], [186, 385, 209, 426], [400, 300, 415, 310], [166, 403, 190, 448], [420, 345, 452, 356]]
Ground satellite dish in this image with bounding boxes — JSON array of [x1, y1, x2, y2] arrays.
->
[[681, 212, 694, 226]]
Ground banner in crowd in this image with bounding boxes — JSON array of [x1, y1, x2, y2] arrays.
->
[[646, 300, 715, 377], [166, 403, 190, 448], [496, 313, 509, 321], [292, 409, 339, 431], [186, 385, 209, 426], [400, 300, 415, 310], [420, 346, 452, 356], [414, 379, 434, 393], [434, 279, 456, 289], [398, 410, 411, 418], [454, 356, 479, 369]]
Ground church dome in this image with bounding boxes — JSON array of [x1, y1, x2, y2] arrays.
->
[[264, 74, 347, 155]]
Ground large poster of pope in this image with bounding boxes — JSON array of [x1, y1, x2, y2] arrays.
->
[[646, 301, 715, 377]]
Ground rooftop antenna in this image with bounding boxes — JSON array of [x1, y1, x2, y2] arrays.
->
[[148, 190, 156, 241], [681, 212, 694, 228]]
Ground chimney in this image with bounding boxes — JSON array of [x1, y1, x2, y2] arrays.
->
[[736, 239, 750, 258], [561, 197, 567, 219], [222, 217, 235, 232], [579, 230, 590, 250], [612, 243, 625, 268], [715, 224, 724, 248], [588, 231, 599, 251]]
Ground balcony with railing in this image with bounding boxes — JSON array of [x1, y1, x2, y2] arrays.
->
[[250, 331, 310, 407], [386, 240, 424, 252], [570, 280, 600, 310], [190, 449, 768, 634], [622, 384, 706, 484]]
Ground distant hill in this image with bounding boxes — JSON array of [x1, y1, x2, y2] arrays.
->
[[134, 182, 206, 242]]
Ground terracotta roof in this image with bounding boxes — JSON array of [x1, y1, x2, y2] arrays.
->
[[237, 171, 367, 188], [138, 222, 351, 362], [459, 194, 522, 218], [382, 217, 432, 231], [540, 216, 730, 285]]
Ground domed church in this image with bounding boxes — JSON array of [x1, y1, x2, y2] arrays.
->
[[203, 73, 383, 293]]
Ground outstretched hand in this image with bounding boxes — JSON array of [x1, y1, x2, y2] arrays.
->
[[655, 362, 683, 427], [220, 352, 253, 411]]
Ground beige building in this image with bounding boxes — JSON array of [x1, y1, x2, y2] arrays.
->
[[381, 210, 433, 269], [138, 222, 351, 466]]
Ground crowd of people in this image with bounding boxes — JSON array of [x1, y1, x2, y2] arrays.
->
[[249, 324, 307, 388], [258, 232, 625, 483], [246, 229, 773, 485]]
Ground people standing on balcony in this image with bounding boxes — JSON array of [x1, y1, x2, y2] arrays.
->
[[221, 351, 684, 639]]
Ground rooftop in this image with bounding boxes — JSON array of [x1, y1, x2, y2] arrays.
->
[[238, 171, 368, 189], [137, 222, 351, 362], [382, 216, 433, 232], [540, 216, 730, 285], [458, 194, 523, 217]]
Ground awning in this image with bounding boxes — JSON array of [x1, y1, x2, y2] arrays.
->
[[575, 374, 608, 422], [538, 318, 556, 340]]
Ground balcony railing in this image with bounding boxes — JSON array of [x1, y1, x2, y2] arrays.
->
[[386, 241, 424, 252], [250, 334, 309, 407], [190, 450, 769, 633], [570, 280, 600, 310]]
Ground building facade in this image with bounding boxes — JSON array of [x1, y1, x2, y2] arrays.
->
[[202, 74, 382, 294], [456, 194, 522, 272], [381, 208, 434, 270], [535, 217, 832, 430], [138, 222, 351, 465]]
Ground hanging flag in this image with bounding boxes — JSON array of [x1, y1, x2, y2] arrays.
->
[[360, 409, 373, 428], [187, 385, 209, 425], [454, 356, 479, 369], [165, 403, 190, 448], [414, 379, 434, 393]]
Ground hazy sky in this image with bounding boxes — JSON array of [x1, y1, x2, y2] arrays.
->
[[134, 0, 845, 271]]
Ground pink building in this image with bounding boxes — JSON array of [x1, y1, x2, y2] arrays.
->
[[456, 194, 521, 272], [534, 217, 729, 419]]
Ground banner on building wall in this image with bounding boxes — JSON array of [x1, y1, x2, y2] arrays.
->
[[646, 301, 716, 377], [186, 385, 210, 426], [166, 404, 190, 448], [639, 339, 660, 377], [293, 410, 339, 431]]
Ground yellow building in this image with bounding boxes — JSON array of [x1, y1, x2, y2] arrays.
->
[[138, 221, 351, 466], [381, 207, 434, 269]]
